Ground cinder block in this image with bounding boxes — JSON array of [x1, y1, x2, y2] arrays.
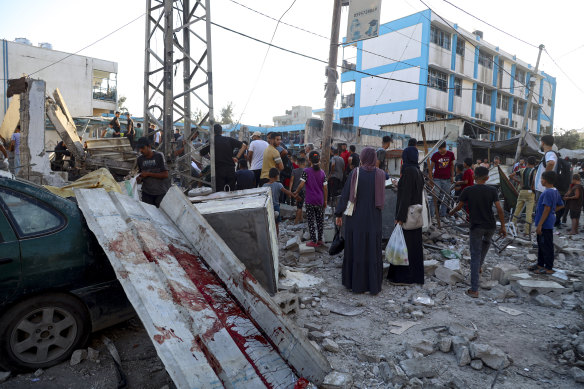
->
[[272, 292, 299, 314]]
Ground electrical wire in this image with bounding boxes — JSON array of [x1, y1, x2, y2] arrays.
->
[[439, 0, 539, 48], [544, 48, 584, 95], [557, 43, 584, 59]]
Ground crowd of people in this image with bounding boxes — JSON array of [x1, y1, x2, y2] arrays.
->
[[131, 127, 581, 299]]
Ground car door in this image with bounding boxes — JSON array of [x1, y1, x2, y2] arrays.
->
[[0, 198, 21, 305]]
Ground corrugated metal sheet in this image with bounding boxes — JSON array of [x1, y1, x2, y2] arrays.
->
[[75, 187, 329, 388]]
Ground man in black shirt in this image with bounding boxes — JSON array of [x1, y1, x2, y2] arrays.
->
[[200, 124, 247, 192], [136, 137, 171, 207], [450, 166, 506, 298], [125, 112, 135, 148], [111, 111, 121, 137]]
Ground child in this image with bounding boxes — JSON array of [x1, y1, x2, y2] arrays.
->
[[263, 168, 297, 235], [235, 160, 256, 190], [563, 174, 582, 235], [449, 167, 506, 298], [529, 171, 564, 274], [289, 157, 307, 224], [453, 163, 464, 198], [294, 151, 328, 247]]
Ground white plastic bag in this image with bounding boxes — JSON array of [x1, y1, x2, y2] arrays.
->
[[385, 224, 409, 266]]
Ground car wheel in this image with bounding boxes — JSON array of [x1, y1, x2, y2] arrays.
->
[[0, 293, 90, 372]]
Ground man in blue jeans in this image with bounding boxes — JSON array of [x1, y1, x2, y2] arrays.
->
[[430, 142, 455, 218], [449, 167, 507, 298]]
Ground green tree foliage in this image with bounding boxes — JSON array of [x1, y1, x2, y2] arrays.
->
[[553, 129, 584, 150], [220, 102, 234, 124]]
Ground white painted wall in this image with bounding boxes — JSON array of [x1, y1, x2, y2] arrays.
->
[[425, 88, 448, 111], [0, 40, 117, 124], [476, 102, 491, 119], [361, 24, 423, 70], [359, 67, 420, 107], [428, 44, 451, 70], [501, 61, 512, 90], [477, 64, 493, 86], [452, 79, 473, 117], [358, 109, 418, 129], [457, 42, 474, 78]]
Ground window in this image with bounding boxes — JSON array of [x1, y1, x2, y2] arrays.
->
[[478, 50, 493, 69], [513, 99, 526, 116], [92, 70, 117, 102], [529, 106, 538, 119], [454, 78, 462, 96], [497, 94, 509, 111], [456, 38, 465, 57], [497, 59, 504, 88], [430, 26, 451, 50], [0, 189, 66, 238], [427, 68, 448, 92], [476, 86, 492, 106], [547, 99, 553, 107], [514, 68, 526, 85]]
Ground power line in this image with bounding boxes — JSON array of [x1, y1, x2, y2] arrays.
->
[[544, 48, 584, 95], [557, 43, 584, 59], [439, 0, 538, 48]]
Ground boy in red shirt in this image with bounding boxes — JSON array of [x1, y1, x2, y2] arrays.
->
[[455, 158, 474, 191]]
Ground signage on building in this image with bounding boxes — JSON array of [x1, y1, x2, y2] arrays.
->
[[346, 0, 382, 43]]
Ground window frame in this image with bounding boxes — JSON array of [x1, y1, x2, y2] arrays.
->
[[514, 68, 526, 85], [0, 188, 67, 239], [430, 25, 451, 50], [427, 68, 449, 92], [455, 38, 465, 57], [478, 50, 493, 69], [454, 78, 462, 97]]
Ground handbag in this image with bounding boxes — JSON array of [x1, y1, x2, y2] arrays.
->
[[344, 168, 359, 216], [402, 204, 423, 230], [328, 226, 345, 255]]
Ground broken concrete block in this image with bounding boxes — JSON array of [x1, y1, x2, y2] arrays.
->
[[322, 371, 353, 389], [439, 337, 452, 353], [435, 266, 464, 285], [304, 322, 323, 332], [412, 295, 435, 307], [299, 243, 315, 255], [378, 362, 394, 382], [571, 367, 584, 383], [308, 331, 327, 342], [449, 324, 478, 341], [526, 253, 537, 262], [534, 294, 562, 309], [410, 339, 435, 356], [285, 236, 300, 250], [456, 346, 471, 366], [87, 347, 99, 362], [70, 349, 87, 366], [323, 228, 335, 243], [480, 280, 499, 290], [470, 359, 484, 370], [515, 279, 565, 295], [0, 371, 10, 383], [357, 351, 381, 363], [469, 343, 510, 370], [424, 260, 439, 276], [399, 358, 438, 378], [272, 292, 299, 314], [508, 273, 532, 282], [491, 263, 520, 285], [322, 339, 340, 353], [444, 259, 460, 271], [278, 204, 297, 220], [484, 285, 516, 301]]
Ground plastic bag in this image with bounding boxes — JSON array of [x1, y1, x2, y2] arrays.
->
[[328, 226, 345, 255], [385, 224, 409, 266]]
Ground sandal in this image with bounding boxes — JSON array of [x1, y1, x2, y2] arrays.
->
[[465, 289, 479, 299], [536, 268, 555, 275], [528, 264, 542, 272]]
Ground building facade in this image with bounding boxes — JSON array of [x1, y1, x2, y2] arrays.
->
[[272, 105, 315, 126], [340, 9, 556, 140], [0, 39, 118, 124]]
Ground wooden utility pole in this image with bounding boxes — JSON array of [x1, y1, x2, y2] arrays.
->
[[513, 44, 544, 163], [321, 0, 343, 174]]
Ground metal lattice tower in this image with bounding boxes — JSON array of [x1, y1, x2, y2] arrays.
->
[[144, 0, 215, 190]]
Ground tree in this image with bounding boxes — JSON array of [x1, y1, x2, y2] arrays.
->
[[117, 96, 128, 113], [192, 108, 213, 126], [553, 129, 584, 150], [220, 102, 234, 124]]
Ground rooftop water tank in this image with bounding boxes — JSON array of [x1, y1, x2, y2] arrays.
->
[[39, 42, 53, 50], [14, 37, 32, 45]]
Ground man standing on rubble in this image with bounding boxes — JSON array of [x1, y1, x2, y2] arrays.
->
[[260, 132, 284, 187], [200, 124, 247, 192], [125, 112, 135, 148], [136, 137, 171, 207], [248, 131, 269, 187], [429, 142, 456, 219], [376, 136, 392, 172], [111, 111, 121, 138]]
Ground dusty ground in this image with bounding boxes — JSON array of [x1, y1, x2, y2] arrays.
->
[[1, 216, 583, 389]]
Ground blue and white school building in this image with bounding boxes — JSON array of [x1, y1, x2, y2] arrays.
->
[[339, 9, 556, 141]]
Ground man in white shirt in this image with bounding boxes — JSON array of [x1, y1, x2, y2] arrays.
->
[[247, 131, 269, 187], [534, 135, 557, 197]]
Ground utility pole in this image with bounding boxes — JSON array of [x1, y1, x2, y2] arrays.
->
[[162, 0, 174, 159], [321, 0, 343, 174], [513, 44, 544, 163]]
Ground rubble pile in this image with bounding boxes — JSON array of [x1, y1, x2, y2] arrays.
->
[[275, 213, 584, 388]]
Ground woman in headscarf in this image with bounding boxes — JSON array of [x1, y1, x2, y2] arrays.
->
[[335, 147, 386, 295], [387, 139, 425, 285]]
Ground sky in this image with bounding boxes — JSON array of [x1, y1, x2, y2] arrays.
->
[[0, 0, 582, 131]]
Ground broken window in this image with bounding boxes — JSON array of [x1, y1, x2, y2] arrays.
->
[[478, 50, 493, 69], [93, 70, 117, 102], [428, 68, 448, 92], [430, 26, 451, 50], [454, 78, 462, 96]]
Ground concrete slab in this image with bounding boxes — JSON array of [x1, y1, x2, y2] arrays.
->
[[515, 279, 566, 295]]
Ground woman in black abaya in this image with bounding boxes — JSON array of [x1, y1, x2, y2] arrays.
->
[[387, 141, 425, 285]]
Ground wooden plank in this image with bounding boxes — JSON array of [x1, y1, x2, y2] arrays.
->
[[161, 186, 331, 385], [75, 189, 300, 388], [0, 94, 20, 143], [53, 88, 76, 130], [45, 99, 85, 161]]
